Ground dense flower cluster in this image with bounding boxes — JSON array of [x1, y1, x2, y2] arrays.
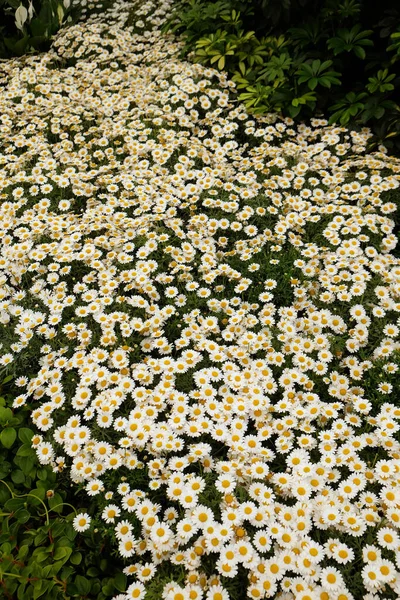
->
[[1, 0, 400, 598]]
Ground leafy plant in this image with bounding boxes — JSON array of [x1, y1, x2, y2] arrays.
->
[[326, 24, 373, 59], [296, 58, 341, 90], [328, 90, 368, 124], [257, 52, 292, 83], [162, 0, 400, 154]]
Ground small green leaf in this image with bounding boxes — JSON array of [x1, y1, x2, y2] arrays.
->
[[18, 544, 30, 560], [35, 551, 49, 563], [53, 547, 69, 561], [0, 406, 13, 423], [11, 470, 25, 484], [17, 582, 27, 600], [37, 468, 48, 481], [75, 575, 91, 595], [18, 428, 34, 444], [15, 508, 30, 524], [70, 551, 82, 565]]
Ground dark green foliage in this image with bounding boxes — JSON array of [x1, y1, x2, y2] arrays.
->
[[0, 0, 116, 58], [162, 0, 400, 154], [0, 375, 126, 600], [0, 0, 78, 57]]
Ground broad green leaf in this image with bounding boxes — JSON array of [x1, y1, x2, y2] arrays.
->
[[17, 443, 35, 457], [11, 469, 25, 484], [4, 497, 25, 511], [114, 572, 127, 592], [18, 427, 34, 444], [75, 575, 91, 595], [1, 427, 17, 448], [37, 467, 48, 481]]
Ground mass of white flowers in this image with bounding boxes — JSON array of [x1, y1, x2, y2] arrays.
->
[[1, 0, 400, 598]]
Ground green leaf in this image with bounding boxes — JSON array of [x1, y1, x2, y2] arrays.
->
[[53, 546, 69, 561], [353, 45, 366, 59], [308, 77, 318, 90], [114, 572, 127, 592], [28, 487, 45, 503], [4, 36, 30, 56], [34, 530, 48, 545], [34, 551, 49, 563], [17, 443, 35, 457], [18, 544, 30, 560], [70, 551, 82, 565], [17, 583, 27, 600], [29, 17, 47, 37], [16, 456, 35, 475], [18, 428, 34, 445], [4, 497, 25, 511], [37, 468, 48, 481], [11, 469, 25, 484], [0, 406, 13, 423], [75, 575, 91, 595], [14, 508, 30, 524], [48, 561, 65, 577], [33, 579, 52, 600]]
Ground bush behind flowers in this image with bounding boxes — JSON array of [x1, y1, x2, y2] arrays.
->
[[0, 0, 400, 599], [162, 0, 400, 155]]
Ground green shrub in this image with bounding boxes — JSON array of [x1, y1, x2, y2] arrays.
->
[[0, 375, 127, 600], [162, 0, 400, 154]]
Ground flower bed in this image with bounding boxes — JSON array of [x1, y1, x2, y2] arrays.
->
[[1, 0, 400, 598]]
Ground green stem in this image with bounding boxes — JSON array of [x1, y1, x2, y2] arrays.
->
[[38, 502, 78, 516], [0, 480, 50, 525]]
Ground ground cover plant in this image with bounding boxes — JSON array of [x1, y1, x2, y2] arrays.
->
[[161, 0, 400, 155], [0, 0, 400, 598], [0, 375, 129, 599]]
